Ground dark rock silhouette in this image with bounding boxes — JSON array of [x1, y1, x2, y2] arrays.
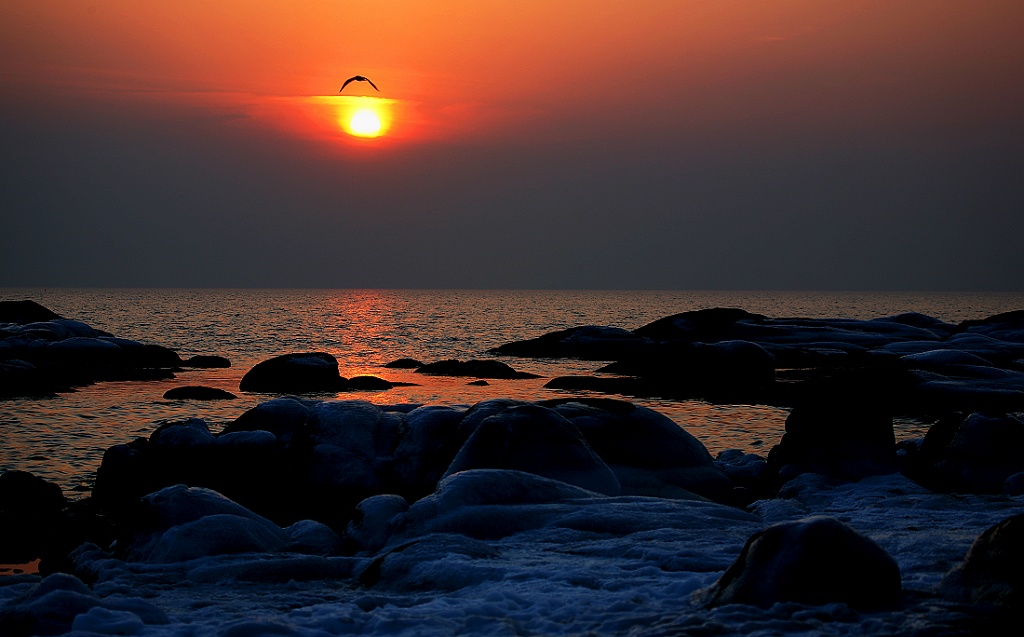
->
[[541, 398, 734, 501], [496, 306, 1024, 417], [1, 302, 183, 398], [93, 397, 739, 533], [384, 358, 423, 369], [696, 516, 902, 610], [941, 513, 1024, 607], [901, 412, 1024, 493], [442, 404, 621, 496], [0, 471, 67, 563], [346, 375, 395, 391], [489, 325, 653, 360], [767, 385, 897, 485], [163, 386, 237, 400], [239, 352, 346, 393], [0, 299, 62, 323]]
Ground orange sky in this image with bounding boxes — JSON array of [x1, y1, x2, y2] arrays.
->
[[2, 1, 1022, 289], [4, 0, 1021, 147]]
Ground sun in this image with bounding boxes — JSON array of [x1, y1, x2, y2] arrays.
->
[[347, 109, 382, 138]]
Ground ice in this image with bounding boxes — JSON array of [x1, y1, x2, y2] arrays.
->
[[8, 470, 1022, 635]]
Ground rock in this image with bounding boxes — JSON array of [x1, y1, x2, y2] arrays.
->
[[696, 516, 901, 610], [0, 360, 62, 398], [222, 396, 314, 444], [150, 418, 216, 447], [442, 403, 621, 496], [384, 358, 423, 369], [598, 340, 776, 402], [908, 412, 1024, 493], [0, 572, 168, 637], [489, 325, 654, 360], [0, 471, 68, 564], [125, 485, 289, 562], [0, 299, 62, 323], [239, 352, 346, 393], [542, 398, 734, 502], [163, 385, 237, 400], [940, 513, 1024, 607], [182, 355, 231, 368], [767, 388, 897, 484], [285, 519, 342, 556], [0, 470, 66, 514], [345, 494, 409, 555], [392, 405, 469, 499], [395, 469, 601, 542], [416, 359, 539, 379], [346, 375, 394, 391], [467, 380, 489, 386]]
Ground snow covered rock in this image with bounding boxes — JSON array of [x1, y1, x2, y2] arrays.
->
[[442, 403, 621, 496], [941, 513, 1024, 607], [0, 572, 167, 636], [545, 398, 735, 501], [696, 516, 902, 610]]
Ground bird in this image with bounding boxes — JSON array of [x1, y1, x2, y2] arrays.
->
[[340, 75, 379, 93]]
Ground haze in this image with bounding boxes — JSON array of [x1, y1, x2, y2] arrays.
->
[[2, 1, 1022, 290]]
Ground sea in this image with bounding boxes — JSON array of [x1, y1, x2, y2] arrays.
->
[[3, 288, 1024, 499]]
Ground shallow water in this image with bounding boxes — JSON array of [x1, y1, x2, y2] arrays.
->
[[2, 288, 1023, 495]]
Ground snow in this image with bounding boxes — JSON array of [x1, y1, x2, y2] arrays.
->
[[4, 472, 1018, 635]]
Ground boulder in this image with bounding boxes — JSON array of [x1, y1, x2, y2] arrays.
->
[[221, 396, 314, 444], [696, 516, 901, 610], [442, 403, 621, 496], [940, 513, 1024, 607], [163, 386, 237, 400], [346, 375, 394, 391], [392, 405, 469, 499], [124, 485, 290, 563], [541, 398, 734, 502], [384, 358, 423, 369], [0, 299, 62, 324], [0, 572, 168, 637], [0, 471, 67, 563], [907, 412, 1024, 493], [767, 389, 897, 484], [239, 352, 345, 393]]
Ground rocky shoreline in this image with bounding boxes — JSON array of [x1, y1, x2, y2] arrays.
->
[[2, 300, 1023, 635]]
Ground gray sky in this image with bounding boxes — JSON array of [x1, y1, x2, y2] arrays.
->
[[2, 1, 1022, 290]]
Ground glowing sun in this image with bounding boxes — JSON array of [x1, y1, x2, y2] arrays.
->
[[347, 109, 382, 138]]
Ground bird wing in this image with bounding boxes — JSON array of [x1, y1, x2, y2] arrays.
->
[[366, 78, 380, 91], [340, 76, 356, 92]]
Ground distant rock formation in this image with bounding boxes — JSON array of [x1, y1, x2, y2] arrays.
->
[[0, 301, 182, 398]]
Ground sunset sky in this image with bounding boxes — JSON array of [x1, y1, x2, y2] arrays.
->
[[2, 1, 1022, 290]]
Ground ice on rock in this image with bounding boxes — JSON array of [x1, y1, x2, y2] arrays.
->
[[71, 606, 146, 635], [125, 485, 290, 563], [442, 404, 622, 496], [135, 513, 291, 563], [346, 494, 410, 555], [0, 572, 167, 636], [286, 519, 342, 556], [149, 418, 215, 447], [695, 516, 902, 610]]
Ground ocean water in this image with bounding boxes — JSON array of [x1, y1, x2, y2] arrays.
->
[[3, 288, 1024, 496]]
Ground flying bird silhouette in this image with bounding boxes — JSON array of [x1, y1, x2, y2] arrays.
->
[[340, 75, 379, 93]]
